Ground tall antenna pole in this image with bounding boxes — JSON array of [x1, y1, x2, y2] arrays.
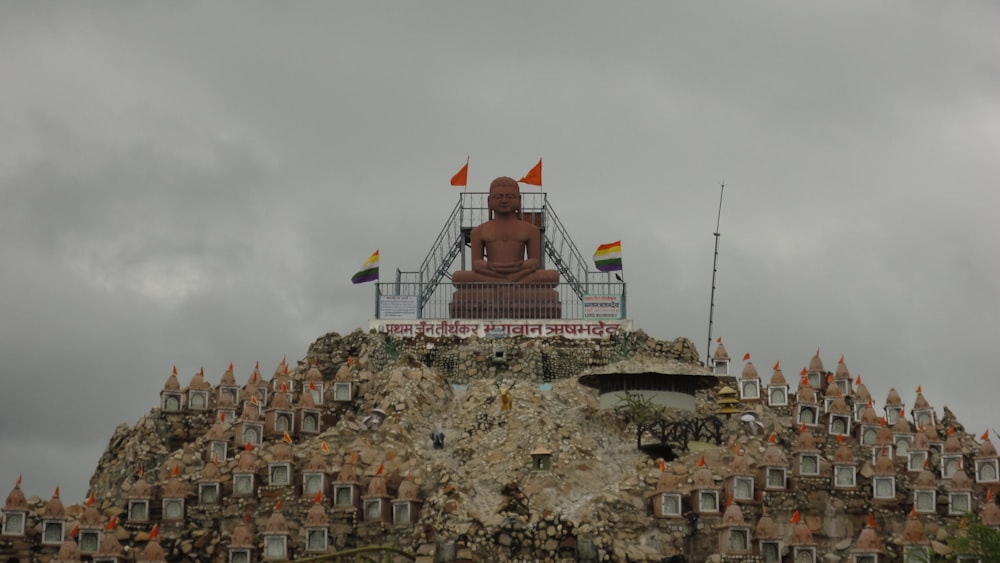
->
[[706, 182, 726, 366]]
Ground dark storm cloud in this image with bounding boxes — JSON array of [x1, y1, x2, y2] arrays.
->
[[1, 2, 998, 502]]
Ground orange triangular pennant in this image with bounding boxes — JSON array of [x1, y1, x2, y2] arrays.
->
[[450, 158, 469, 187], [149, 523, 159, 539], [518, 158, 542, 186], [791, 510, 801, 524]]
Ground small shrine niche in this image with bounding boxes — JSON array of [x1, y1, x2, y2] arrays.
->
[[263, 392, 294, 438], [393, 472, 422, 527], [884, 388, 905, 426], [268, 443, 293, 487], [717, 502, 751, 556], [725, 452, 755, 503], [41, 487, 66, 545], [832, 438, 858, 490], [186, 368, 212, 411], [911, 468, 937, 513], [711, 341, 730, 376], [790, 516, 817, 563], [296, 386, 322, 435], [332, 362, 355, 403], [227, 522, 254, 563], [362, 467, 392, 523], [530, 445, 552, 472], [652, 463, 683, 518], [77, 501, 104, 554], [233, 406, 264, 448], [690, 461, 720, 514], [755, 509, 782, 563], [975, 432, 999, 483], [806, 351, 825, 390], [901, 509, 930, 563], [738, 360, 760, 401], [160, 366, 184, 413], [161, 471, 187, 521], [304, 501, 330, 552], [941, 430, 963, 479], [854, 378, 874, 421], [2, 480, 28, 536], [767, 363, 789, 407], [301, 455, 327, 499], [93, 524, 125, 563], [217, 363, 239, 406], [859, 403, 881, 446], [872, 453, 896, 501], [232, 448, 258, 498], [796, 377, 820, 427], [198, 461, 222, 505], [796, 429, 821, 477], [947, 470, 973, 515], [832, 354, 853, 397], [828, 396, 853, 436], [332, 455, 362, 515], [911, 387, 934, 428], [761, 436, 788, 491], [892, 415, 915, 458], [304, 360, 325, 404], [850, 519, 884, 563], [126, 473, 153, 523], [261, 509, 289, 560]]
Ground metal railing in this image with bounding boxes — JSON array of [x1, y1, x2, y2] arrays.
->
[[375, 281, 625, 320]]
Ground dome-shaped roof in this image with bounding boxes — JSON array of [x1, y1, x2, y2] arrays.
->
[[270, 390, 291, 409], [220, 363, 236, 386], [692, 466, 714, 488], [187, 368, 211, 391], [44, 488, 65, 518], [796, 430, 818, 452], [231, 524, 254, 546], [885, 388, 903, 407], [722, 502, 745, 526], [205, 420, 230, 441], [729, 453, 752, 475], [367, 474, 388, 496], [236, 451, 258, 472], [304, 455, 327, 473], [139, 538, 167, 563], [337, 458, 358, 482], [129, 478, 153, 499], [875, 425, 894, 446], [97, 531, 124, 556], [944, 433, 962, 454], [240, 381, 259, 403], [163, 367, 181, 391], [860, 403, 880, 425], [769, 366, 787, 386], [161, 477, 186, 498], [741, 361, 759, 380], [755, 511, 780, 539], [834, 443, 856, 464], [335, 364, 353, 381], [912, 431, 930, 450], [713, 342, 730, 361], [217, 392, 235, 409], [923, 424, 940, 441], [5, 483, 27, 510], [54, 538, 81, 562], [273, 358, 287, 379], [79, 505, 103, 527], [949, 470, 972, 491], [306, 361, 323, 382], [854, 382, 872, 403], [829, 396, 851, 415], [913, 391, 930, 410], [835, 356, 850, 380], [913, 469, 937, 489], [874, 452, 895, 475], [200, 461, 221, 481], [762, 443, 787, 466], [398, 477, 419, 501], [789, 521, 814, 545], [853, 525, 883, 553], [797, 385, 817, 404], [272, 442, 292, 461], [892, 415, 913, 434], [264, 510, 288, 534], [305, 502, 329, 526], [980, 437, 997, 458], [825, 380, 842, 398], [299, 387, 317, 408], [902, 513, 929, 545], [808, 350, 824, 373], [982, 498, 1000, 527], [248, 362, 262, 385]]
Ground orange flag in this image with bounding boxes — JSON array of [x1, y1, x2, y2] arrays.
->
[[70, 525, 79, 538], [54, 486, 60, 497], [774, 361, 781, 371], [659, 459, 666, 472], [219, 412, 226, 423], [350, 452, 357, 464], [838, 354, 845, 364], [376, 463, 384, 475], [836, 433, 843, 443], [86, 492, 96, 506], [321, 441, 330, 453], [856, 375, 862, 385], [282, 431, 293, 445], [982, 430, 991, 441], [310, 382, 317, 391], [275, 500, 283, 511], [106, 515, 118, 531], [138, 465, 144, 478], [909, 505, 917, 518], [948, 426, 956, 436], [768, 432, 777, 444], [799, 423, 807, 433], [743, 353, 750, 361], [244, 511, 253, 523], [519, 158, 542, 186], [149, 523, 159, 540], [791, 510, 801, 523], [988, 489, 994, 502], [15, 474, 21, 487], [867, 513, 876, 528], [697, 455, 705, 467], [251, 395, 259, 406], [450, 158, 469, 187], [716, 336, 722, 344], [314, 491, 323, 504], [171, 464, 180, 477], [245, 442, 252, 452], [916, 385, 922, 394]]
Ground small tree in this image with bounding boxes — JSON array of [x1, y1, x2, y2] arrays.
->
[[947, 513, 1000, 561]]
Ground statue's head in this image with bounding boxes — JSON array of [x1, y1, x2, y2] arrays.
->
[[488, 176, 521, 218]]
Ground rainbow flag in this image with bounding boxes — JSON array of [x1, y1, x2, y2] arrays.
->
[[593, 241, 622, 272], [351, 250, 379, 284]]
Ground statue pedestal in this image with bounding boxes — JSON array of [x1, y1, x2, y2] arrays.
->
[[449, 283, 561, 319]]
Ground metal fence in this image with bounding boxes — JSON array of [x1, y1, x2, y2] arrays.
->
[[375, 281, 625, 320]]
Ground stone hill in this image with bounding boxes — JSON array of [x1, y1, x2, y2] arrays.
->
[[2, 328, 999, 562]]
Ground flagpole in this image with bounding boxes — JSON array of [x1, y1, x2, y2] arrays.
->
[[706, 182, 725, 366]]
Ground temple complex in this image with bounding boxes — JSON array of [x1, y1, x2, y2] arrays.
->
[[2, 176, 998, 562]]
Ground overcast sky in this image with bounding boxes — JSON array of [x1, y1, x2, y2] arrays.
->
[[2, 3, 998, 503]]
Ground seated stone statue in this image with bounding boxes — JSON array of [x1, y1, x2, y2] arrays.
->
[[450, 176, 560, 319], [452, 176, 558, 284]]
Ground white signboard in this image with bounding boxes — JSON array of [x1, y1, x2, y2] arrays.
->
[[582, 294, 622, 319], [378, 295, 419, 319]]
